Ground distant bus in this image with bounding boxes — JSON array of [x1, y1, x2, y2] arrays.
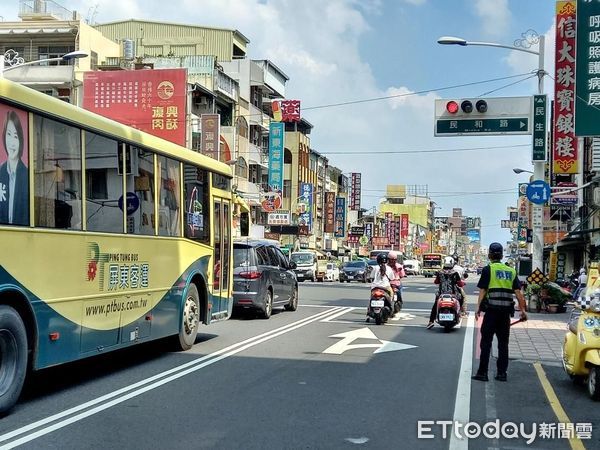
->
[[422, 253, 446, 277], [0, 78, 237, 414]]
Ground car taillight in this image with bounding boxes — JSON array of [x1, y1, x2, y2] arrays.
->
[[240, 271, 262, 279]]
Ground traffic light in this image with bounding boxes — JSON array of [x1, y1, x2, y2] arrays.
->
[[444, 99, 488, 115]]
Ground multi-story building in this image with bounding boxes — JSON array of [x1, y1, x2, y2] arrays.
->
[[2, 0, 120, 102]]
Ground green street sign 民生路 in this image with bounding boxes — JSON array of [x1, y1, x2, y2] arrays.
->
[[435, 118, 530, 136]]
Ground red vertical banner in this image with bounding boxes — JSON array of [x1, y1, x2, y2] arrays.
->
[[324, 192, 336, 233], [83, 68, 187, 146], [394, 215, 401, 246], [553, 1, 578, 174], [400, 214, 409, 239]]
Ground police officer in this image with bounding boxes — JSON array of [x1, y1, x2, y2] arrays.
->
[[472, 242, 527, 382]]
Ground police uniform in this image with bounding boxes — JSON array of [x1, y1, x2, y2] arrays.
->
[[475, 261, 520, 377]]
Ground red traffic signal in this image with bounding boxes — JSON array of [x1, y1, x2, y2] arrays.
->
[[446, 101, 459, 114]]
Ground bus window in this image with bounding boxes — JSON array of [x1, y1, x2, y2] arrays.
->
[[183, 164, 210, 243], [85, 132, 123, 233], [126, 146, 155, 235], [158, 156, 181, 237], [33, 115, 82, 230]]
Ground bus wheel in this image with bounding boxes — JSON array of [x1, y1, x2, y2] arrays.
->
[[174, 284, 200, 351], [0, 305, 28, 415]]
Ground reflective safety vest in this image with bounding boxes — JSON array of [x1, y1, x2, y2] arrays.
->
[[485, 262, 516, 312]]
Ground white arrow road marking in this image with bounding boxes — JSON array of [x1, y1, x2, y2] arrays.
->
[[374, 340, 417, 353], [322, 327, 417, 355]]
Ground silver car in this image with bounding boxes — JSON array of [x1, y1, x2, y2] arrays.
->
[[233, 240, 298, 319]]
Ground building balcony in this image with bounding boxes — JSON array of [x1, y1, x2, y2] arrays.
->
[[19, 0, 74, 21], [215, 69, 239, 102]]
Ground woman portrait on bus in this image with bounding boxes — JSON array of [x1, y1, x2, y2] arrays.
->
[[0, 109, 29, 225]]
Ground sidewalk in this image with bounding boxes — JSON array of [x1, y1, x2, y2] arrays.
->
[[487, 309, 571, 366]]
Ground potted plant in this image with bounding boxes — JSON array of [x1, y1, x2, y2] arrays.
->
[[524, 283, 542, 312]]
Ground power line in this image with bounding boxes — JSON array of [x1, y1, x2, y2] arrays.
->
[[478, 73, 539, 97], [319, 143, 529, 155], [302, 72, 535, 111]]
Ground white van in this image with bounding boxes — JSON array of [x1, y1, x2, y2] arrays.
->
[[403, 259, 421, 276]]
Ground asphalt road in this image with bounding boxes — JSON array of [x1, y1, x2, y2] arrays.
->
[[0, 276, 597, 449]]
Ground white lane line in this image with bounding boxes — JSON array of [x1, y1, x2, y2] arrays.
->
[[321, 307, 355, 322], [0, 307, 343, 448], [449, 312, 475, 450]]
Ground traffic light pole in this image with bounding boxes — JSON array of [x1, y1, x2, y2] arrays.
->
[[532, 35, 545, 274]]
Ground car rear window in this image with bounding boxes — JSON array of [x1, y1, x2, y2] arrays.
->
[[234, 246, 257, 268]]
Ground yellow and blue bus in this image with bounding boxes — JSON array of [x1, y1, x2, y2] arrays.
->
[[0, 78, 240, 413]]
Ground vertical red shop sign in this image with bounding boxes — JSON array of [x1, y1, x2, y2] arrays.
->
[[400, 214, 409, 239], [553, 1, 578, 174], [83, 68, 187, 146]]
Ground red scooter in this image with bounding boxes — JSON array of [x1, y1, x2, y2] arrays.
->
[[435, 293, 462, 332]]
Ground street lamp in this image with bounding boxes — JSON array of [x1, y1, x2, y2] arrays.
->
[[437, 33, 546, 274], [0, 50, 88, 77], [513, 168, 534, 175]]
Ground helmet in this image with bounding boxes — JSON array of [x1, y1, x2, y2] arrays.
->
[[581, 268, 586, 274], [488, 242, 503, 260], [376, 253, 388, 265], [443, 256, 455, 269], [388, 251, 397, 261]]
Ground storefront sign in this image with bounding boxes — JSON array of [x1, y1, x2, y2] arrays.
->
[[553, 1, 578, 173], [299, 183, 313, 230], [324, 192, 336, 233], [334, 197, 346, 238], [350, 173, 362, 210], [201, 114, 220, 160], [268, 122, 285, 191], [575, 0, 600, 135]]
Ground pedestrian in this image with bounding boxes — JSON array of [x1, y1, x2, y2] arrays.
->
[[472, 242, 527, 382], [573, 268, 588, 300]]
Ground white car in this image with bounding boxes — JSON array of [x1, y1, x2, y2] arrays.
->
[[325, 263, 340, 282]]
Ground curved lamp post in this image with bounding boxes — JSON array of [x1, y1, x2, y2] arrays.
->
[[0, 50, 88, 77], [437, 33, 546, 272]]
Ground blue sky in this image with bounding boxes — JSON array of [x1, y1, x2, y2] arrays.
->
[[3, 0, 558, 247]]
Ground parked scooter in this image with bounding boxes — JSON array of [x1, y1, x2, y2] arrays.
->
[[367, 287, 393, 325], [563, 291, 600, 400], [435, 293, 462, 332]]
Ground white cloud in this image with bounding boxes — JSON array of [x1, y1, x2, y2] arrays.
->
[[474, 0, 511, 39]]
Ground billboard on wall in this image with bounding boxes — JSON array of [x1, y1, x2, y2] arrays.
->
[[83, 68, 187, 146]]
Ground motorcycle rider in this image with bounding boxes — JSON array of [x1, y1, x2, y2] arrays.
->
[[368, 253, 395, 320], [426, 256, 465, 329], [573, 268, 588, 301], [387, 251, 405, 307]]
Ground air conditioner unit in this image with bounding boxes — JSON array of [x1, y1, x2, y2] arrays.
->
[[593, 187, 600, 207]]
